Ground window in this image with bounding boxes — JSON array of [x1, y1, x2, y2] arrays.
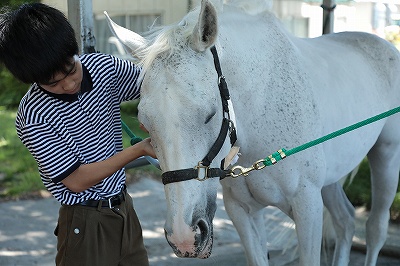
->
[[282, 16, 309, 38], [94, 14, 162, 58]]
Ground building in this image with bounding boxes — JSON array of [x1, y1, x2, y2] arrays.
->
[[274, 1, 400, 38], [43, 0, 195, 56], [42, 0, 400, 55]]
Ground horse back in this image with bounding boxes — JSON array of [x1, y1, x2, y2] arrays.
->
[[220, 10, 400, 182]]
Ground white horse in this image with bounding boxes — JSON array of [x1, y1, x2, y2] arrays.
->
[[105, 0, 400, 265]]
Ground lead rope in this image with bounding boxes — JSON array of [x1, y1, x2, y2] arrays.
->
[[121, 120, 143, 145], [230, 106, 400, 177]]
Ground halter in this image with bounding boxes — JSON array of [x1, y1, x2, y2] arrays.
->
[[161, 46, 236, 185]]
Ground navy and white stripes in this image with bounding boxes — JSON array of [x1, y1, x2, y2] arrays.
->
[[16, 53, 141, 205]]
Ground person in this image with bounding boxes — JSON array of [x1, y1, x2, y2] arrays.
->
[[0, 3, 156, 265]]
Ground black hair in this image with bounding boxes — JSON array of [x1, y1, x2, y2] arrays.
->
[[0, 3, 79, 84]]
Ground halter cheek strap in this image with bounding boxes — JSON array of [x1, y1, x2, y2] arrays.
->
[[161, 46, 236, 185], [201, 117, 231, 167]]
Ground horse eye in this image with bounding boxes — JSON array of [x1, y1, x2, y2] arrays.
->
[[205, 112, 216, 124]]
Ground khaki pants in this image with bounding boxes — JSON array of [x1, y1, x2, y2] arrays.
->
[[55, 191, 149, 266]]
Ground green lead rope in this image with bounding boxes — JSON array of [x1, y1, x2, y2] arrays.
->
[[263, 106, 400, 166], [121, 120, 143, 145]]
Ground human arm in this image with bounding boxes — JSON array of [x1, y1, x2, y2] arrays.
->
[[62, 138, 156, 193]]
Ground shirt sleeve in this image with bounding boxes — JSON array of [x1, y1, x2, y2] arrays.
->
[[17, 119, 81, 184], [111, 55, 142, 103]]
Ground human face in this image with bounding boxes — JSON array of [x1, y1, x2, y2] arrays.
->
[[39, 55, 83, 95]]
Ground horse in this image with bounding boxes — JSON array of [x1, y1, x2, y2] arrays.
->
[[105, 0, 400, 265]]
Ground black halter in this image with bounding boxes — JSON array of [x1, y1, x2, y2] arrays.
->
[[161, 46, 236, 185]]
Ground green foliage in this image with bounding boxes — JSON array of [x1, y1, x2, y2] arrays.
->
[[120, 100, 140, 116], [0, 66, 31, 109], [0, 0, 39, 109], [392, 193, 400, 222], [385, 25, 400, 51], [120, 104, 149, 146], [0, 108, 42, 197], [344, 159, 372, 208], [344, 158, 400, 223]]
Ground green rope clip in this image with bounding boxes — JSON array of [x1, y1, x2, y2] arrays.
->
[[121, 120, 143, 145], [264, 148, 288, 166]]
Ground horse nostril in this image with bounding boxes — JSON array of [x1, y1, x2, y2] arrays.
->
[[195, 225, 201, 235], [194, 219, 209, 244]]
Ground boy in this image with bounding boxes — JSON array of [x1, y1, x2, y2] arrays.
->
[[0, 3, 155, 265]]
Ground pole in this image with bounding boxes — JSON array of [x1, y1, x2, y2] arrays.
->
[[67, 0, 96, 54], [321, 0, 336, 34]]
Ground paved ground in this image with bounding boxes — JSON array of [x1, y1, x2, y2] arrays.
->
[[0, 176, 399, 265]]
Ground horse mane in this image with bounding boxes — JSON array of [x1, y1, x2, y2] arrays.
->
[[135, 7, 200, 78]]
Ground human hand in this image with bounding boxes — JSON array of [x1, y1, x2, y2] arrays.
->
[[138, 137, 157, 158]]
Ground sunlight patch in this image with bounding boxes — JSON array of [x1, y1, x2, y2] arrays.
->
[[130, 190, 151, 198], [0, 137, 8, 147], [142, 228, 165, 238]]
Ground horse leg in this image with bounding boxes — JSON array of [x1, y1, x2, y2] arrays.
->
[[321, 182, 355, 266], [290, 186, 324, 266], [252, 209, 268, 260], [364, 141, 400, 266], [222, 187, 269, 266]]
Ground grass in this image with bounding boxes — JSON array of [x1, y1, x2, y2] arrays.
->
[[0, 103, 160, 200], [0, 107, 43, 198]]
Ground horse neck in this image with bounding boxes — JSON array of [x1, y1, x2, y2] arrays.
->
[[216, 9, 315, 148], [217, 8, 300, 93], [219, 7, 296, 59]]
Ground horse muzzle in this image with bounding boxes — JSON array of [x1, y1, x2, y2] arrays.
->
[[165, 218, 214, 259]]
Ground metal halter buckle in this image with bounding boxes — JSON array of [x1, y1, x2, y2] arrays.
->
[[195, 162, 210, 181]]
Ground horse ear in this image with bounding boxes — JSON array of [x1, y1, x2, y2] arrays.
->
[[190, 0, 218, 52], [104, 11, 146, 59]]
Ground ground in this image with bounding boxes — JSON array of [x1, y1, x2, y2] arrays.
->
[[0, 174, 400, 265]]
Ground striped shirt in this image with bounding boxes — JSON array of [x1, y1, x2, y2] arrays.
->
[[15, 53, 141, 205]]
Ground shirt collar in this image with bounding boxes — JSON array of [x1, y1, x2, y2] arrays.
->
[[37, 63, 93, 103]]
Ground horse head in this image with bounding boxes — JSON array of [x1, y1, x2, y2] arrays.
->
[[106, 0, 230, 258]]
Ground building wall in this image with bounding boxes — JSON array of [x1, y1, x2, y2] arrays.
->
[[42, 0, 190, 25], [272, 1, 399, 38], [42, 0, 192, 55], [42, 0, 400, 48]]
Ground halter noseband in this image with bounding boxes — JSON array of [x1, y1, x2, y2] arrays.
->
[[161, 46, 236, 185]]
